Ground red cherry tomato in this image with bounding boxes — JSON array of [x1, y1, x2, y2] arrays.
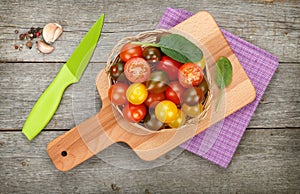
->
[[108, 83, 128, 105], [120, 42, 143, 62], [165, 81, 185, 105], [124, 57, 151, 83], [122, 103, 147, 123], [178, 62, 204, 88], [156, 56, 182, 81], [144, 92, 165, 108]]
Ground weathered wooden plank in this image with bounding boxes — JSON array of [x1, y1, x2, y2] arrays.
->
[[0, 1, 299, 193], [248, 62, 300, 128], [1, 62, 299, 130], [0, 62, 103, 130], [0, 129, 299, 193], [0, 0, 299, 63]]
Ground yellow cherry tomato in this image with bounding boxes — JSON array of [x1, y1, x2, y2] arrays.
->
[[168, 109, 186, 128], [126, 83, 148, 105], [182, 103, 204, 117], [155, 100, 178, 123]]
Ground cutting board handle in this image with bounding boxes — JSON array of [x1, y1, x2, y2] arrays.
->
[[47, 70, 130, 172], [47, 106, 118, 172]]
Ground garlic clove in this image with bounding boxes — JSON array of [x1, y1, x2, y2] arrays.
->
[[37, 40, 55, 54], [42, 23, 63, 44]]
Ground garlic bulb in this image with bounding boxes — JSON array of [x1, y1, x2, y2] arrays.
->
[[37, 40, 55, 54], [42, 23, 63, 44]]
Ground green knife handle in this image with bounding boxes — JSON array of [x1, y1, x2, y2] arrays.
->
[[22, 65, 77, 140]]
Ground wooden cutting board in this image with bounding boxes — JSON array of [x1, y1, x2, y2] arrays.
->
[[47, 11, 256, 172]]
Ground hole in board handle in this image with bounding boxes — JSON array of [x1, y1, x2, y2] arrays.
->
[[61, 151, 67, 157]]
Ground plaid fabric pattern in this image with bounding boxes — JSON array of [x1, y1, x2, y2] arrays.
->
[[158, 7, 279, 168]]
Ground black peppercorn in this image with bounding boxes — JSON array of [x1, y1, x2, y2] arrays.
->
[[19, 33, 26, 40]]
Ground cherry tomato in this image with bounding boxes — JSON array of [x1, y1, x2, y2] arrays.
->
[[143, 46, 162, 64], [122, 103, 147, 123], [178, 63, 204, 88], [120, 42, 143, 62], [144, 92, 165, 108], [108, 83, 128, 105], [167, 109, 186, 128], [146, 70, 169, 93], [155, 100, 178, 123], [144, 110, 164, 131], [199, 78, 208, 95], [126, 83, 148, 105], [115, 73, 130, 84], [165, 81, 185, 105], [109, 62, 124, 80], [156, 56, 182, 81], [183, 87, 204, 106], [182, 103, 203, 118], [124, 57, 151, 83]]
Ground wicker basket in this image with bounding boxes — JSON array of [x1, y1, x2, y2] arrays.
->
[[105, 29, 212, 131]]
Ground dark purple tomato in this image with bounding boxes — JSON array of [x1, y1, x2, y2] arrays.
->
[[146, 71, 169, 93], [109, 62, 124, 80], [143, 46, 162, 64], [183, 87, 204, 106], [115, 73, 130, 84], [199, 78, 208, 95], [144, 110, 164, 131]]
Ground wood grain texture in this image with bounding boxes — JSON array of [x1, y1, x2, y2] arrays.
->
[[0, 0, 299, 63], [1, 129, 299, 193], [47, 11, 258, 171], [1, 62, 298, 130], [0, 0, 299, 192]]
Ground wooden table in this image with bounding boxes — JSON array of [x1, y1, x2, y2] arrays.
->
[[1, 0, 299, 193]]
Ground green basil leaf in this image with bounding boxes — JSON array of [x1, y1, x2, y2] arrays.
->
[[215, 56, 232, 89], [157, 34, 203, 63], [215, 56, 233, 111], [160, 47, 190, 63], [215, 64, 224, 89]]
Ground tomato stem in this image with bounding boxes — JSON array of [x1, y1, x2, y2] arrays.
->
[[216, 88, 223, 112]]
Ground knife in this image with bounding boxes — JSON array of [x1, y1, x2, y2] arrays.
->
[[22, 14, 105, 140]]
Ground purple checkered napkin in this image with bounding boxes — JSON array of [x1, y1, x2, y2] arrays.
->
[[158, 7, 279, 168]]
